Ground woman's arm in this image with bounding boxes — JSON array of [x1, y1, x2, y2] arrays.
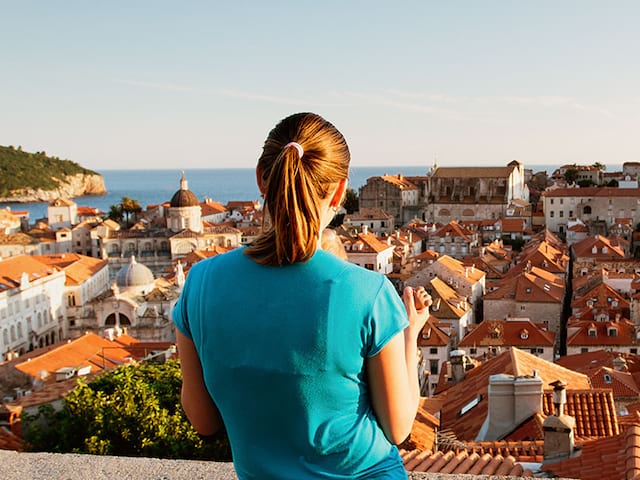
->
[[176, 330, 224, 436], [367, 286, 431, 444]]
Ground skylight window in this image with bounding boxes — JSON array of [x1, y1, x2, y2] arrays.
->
[[459, 394, 483, 417]]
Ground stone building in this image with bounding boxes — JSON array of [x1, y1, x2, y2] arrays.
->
[[359, 174, 425, 225], [425, 161, 529, 223], [542, 187, 640, 234]]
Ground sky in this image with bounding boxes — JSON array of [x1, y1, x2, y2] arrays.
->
[[1, 1, 639, 171]]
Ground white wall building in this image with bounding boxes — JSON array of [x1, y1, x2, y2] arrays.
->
[[0, 255, 66, 360]]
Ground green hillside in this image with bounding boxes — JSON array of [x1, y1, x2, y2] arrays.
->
[[0, 145, 98, 197]]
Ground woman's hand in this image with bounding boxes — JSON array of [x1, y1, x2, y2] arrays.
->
[[403, 286, 431, 337]]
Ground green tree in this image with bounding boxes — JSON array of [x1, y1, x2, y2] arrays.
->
[[343, 188, 359, 214], [107, 203, 123, 223], [592, 162, 606, 171], [121, 196, 142, 226], [564, 168, 578, 184], [23, 361, 231, 461]]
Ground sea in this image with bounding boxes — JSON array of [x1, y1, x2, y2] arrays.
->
[[0, 164, 620, 222]]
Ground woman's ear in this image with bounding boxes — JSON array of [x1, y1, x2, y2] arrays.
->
[[256, 165, 265, 195], [330, 178, 348, 208]]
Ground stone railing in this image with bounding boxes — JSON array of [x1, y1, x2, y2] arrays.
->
[[0, 450, 573, 480]]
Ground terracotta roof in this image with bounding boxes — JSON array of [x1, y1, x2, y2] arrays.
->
[[436, 348, 591, 441], [458, 319, 555, 349], [400, 448, 532, 476], [589, 367, 640, 397], [566, 320, 640, 348], [0, 427, 22, 452], [573, 235, 626, 258], [431, 166, 516, 179], [571, 282, 629, 310], [440, 439, 544, 463], [402, 398, 440, 452], [485, 266, 564, 303], [49, 198, 76, 207], [418, 318, 452, 347], [379, 174, 419, 190], [435, 255, 485, 283], [0, 255, 57, 291], [32, 254, 107, 286], [498, 218, 527, 233], [343, 232, 394, 254], [433, 221, 475, 241], [542, 423, 640, 480], [429, 277, 471, 320], [200, 200, 227, 216], [556, 350, 640, 375], [544, 187, 640, 197], [0, 233, 39, 246], [345, 208, 393, 221], [14, 333, 139, 381]]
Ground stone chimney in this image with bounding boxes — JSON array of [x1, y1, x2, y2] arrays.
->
[[543, 380, 576, 461], [613, 354, 628, 372], [449, 349, 469, 384], [362, 225, 368, 235], [478, 372, 543, 441]]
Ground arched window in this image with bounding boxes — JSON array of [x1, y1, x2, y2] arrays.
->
[[439, 209, 451, 216], [462, 208, 475, 217], [583, 205, 592, 215], [3, 329, 8, 345]]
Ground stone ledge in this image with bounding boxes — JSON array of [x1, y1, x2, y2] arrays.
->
[[0, 451, 572, 479]]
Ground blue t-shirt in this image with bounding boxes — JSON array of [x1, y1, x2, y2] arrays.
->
[[173, 248, 409, 479]]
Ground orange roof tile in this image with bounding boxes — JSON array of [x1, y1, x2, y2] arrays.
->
[[436, 348, 591, 441], [542, 423, 640, 480], [431, 165, 517, 179], [400, 448, 532, 476], [589, 367, 640, 397], [33, 254, 107, 286], [458, 319, 555, 349], [0, 255, 57, 291], [573, 234, 626, 259]]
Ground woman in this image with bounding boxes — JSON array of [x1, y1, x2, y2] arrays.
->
[[174, 112, 431, 479]]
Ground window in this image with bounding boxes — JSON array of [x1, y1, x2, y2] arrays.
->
[[559, 211, 564, 217], [470, 347, 477, 355], [550, 199, 554, 205], [429, 347, 438, 355], [588, 328, 597, 337], [608, 327, 618, 337], [584, 206, 592, 215], [604, 373, 612, 383], [429, 360, 439, 375], [560, 199, 564, 205], [365, 264, 374, 270], [631, 348, 638, 354], [550, 211, 555, 218], [581, 347, 589, 353], [459, 394, 483, 417]]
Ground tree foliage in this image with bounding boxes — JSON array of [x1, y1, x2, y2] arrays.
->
[[108, 196, 142, 226], [0, 145, 98, 197], [23, 360, 231, 461], [343, 188, 359, 214], [564, 168, 578, 184]]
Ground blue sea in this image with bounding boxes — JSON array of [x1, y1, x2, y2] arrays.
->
[[1, 164, 619, 221]]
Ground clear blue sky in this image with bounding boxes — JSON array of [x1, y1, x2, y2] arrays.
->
[[1, 1, 639, 170]]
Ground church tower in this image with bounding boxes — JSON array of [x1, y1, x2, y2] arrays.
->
[[167, 171, 202, 233]]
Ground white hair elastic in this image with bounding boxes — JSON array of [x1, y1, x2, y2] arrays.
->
[[284, 142, 304, 158]]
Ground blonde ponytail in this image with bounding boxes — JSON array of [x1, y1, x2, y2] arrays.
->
[[245, 113, 350, 265]]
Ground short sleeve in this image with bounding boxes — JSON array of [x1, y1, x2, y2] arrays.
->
[[366, 279, 409, 357], [172, 271, 195, 340]]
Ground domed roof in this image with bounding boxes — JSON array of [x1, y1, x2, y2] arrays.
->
[[170, 171, 199, 208], [116, 256, 154, 288]]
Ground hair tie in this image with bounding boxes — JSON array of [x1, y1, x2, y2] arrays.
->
[[284, 142, 304, 159]]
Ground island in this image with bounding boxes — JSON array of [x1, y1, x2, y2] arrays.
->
[[0, 145, 106, 202]]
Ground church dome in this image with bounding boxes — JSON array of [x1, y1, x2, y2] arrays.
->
[[116, 256, 154, 289], [170, 189, 199, 208], [170, 171, 199, 208]]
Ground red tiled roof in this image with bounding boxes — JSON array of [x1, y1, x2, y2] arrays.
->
[[573, 234, 626, 259], [0, 255, 57, 291], [436, 348, 591, 441], [379, 174, 419, 190], [566, 320, 640, 347], [589, 367, 640, 397], [33, 254, 107, 286], [400, 448, 532, 476], [485, 266, 564, 303], [542, 423, 640, 480], [0, 426, 22, 452], [431, 166, 516, 179], [458, 319, 555, 348], [544, 187, 640, 197], [434, 221, 475, 241]]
